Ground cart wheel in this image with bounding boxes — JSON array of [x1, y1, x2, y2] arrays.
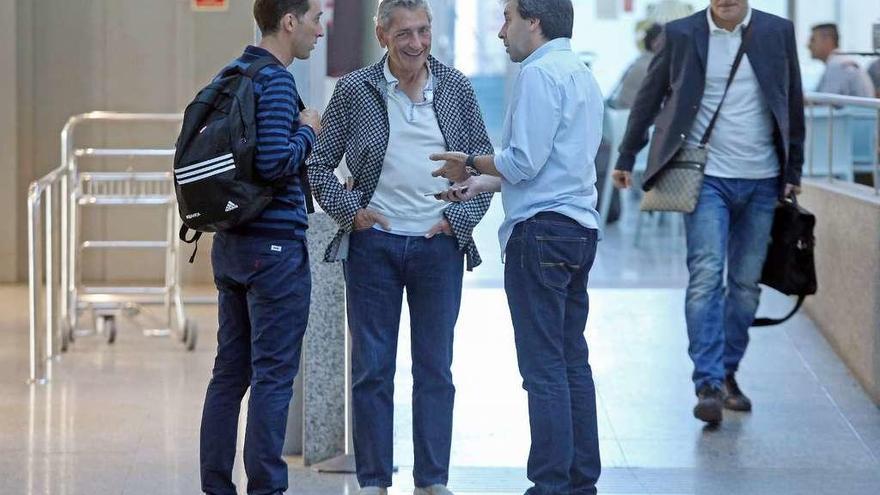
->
[[60, 320, 70, 352], [105, 316, 117, 344], [184, 319, 198, 352]]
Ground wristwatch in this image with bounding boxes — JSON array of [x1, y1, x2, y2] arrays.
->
[[465, 154, 478, 176]]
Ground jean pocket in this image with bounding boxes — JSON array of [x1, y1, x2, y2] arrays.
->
[[536, 236, 587, 289]]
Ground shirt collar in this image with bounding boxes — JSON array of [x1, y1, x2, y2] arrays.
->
[[245, 45, 284, 65], [706, 7, 752, 34], [383, 57, 434, 94], [521, 38, 572, 67]]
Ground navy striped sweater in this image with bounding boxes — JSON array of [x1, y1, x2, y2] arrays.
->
[[221, 45, 315, 239]]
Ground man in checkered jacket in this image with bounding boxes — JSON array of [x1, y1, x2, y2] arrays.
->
[[305, 1, 493, 494]]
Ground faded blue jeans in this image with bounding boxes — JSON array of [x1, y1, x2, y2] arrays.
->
[[684, 175, 778, 392], [344, 228, 464, 489], [505, 212, 601, 495]]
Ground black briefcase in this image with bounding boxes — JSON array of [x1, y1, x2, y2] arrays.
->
[[753, 197, 817, 327]]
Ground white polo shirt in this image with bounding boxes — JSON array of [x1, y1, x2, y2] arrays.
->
[[686, 8, 779, 180], [367, 59, 450, 236]]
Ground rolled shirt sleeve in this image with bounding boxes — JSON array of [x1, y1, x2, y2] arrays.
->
[[494, 67, 563, 185]]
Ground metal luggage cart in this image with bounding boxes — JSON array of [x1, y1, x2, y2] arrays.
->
[[27, 112, 200, 383], [53, 113, 196, 359], [68, 168, 197, 351]]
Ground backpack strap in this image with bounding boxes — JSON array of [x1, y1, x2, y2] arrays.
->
[[295, 96, 316, 214], [179, 226, 202, 264], [241, 56, 316, 215], [244, 56, 280, 79], [194, 56, 275, 111]]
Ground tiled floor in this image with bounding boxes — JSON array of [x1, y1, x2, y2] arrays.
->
[[1, 196, 879, 494]]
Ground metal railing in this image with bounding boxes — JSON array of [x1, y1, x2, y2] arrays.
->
[[28, 112, 185, 384], [804, 92, 880, 195], [27, 165, 66, 383]]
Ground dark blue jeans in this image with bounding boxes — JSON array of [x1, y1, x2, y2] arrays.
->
[[201, 232, 311, 495], [504, 212, 601, 495], [684, 176, 778, 392], [344, 228, 464, 489]]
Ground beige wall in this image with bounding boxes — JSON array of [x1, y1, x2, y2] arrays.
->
[[13, 0, 255, 283], [801, 180, 880, 405], [15, 0, 32, 284], [1, 0, 17, 282]]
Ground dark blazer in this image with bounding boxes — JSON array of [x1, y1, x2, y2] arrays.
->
[[614, 9, 805, 192]]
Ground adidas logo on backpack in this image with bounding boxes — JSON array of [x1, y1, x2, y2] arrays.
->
[[172, 57, 280, 260]]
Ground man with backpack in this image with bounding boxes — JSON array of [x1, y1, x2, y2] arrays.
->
[[191, 1, 324, 494]]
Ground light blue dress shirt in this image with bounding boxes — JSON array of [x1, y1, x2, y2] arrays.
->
[[494, 38, 604, 254]]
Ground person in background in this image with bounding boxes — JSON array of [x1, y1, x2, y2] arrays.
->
[[867, 58, 880, 97], [608, 22, 664, 110], [809, 23, 875, 98], [612, 0, 805, 425], [599, 22, 664, 220]]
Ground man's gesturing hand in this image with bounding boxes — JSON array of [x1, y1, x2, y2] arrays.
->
[[430, 152, 471, 183]]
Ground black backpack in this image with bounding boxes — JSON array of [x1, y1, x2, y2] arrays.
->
[[173, 56, 313, 261]]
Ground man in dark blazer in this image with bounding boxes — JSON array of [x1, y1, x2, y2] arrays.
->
[[612, 0, 805, 425]]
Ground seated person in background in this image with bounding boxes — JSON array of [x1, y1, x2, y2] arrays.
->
[[867, 58, 880, 97], [598, 23, 664, 221], [608, 23, 664, 109], [808, 23, 875, 98]]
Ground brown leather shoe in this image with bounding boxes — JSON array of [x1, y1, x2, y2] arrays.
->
[[693, 384, 723, 424], [723, 373, 753, 412]]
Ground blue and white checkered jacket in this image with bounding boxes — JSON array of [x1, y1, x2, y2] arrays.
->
[[307, 55, 495, 270]]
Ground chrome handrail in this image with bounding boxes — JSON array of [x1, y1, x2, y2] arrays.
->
[[804, 92, 880, 195], [27, 165, 66, 383], [805, 92, 880, 109]]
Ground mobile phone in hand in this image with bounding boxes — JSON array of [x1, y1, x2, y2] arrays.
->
[[424, 186, 469, 198]]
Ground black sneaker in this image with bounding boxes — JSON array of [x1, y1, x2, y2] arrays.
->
[[723, 373, 753, 412], [693, 384, 723, 424]]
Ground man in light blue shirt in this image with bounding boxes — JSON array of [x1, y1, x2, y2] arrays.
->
[[431, 1, 603, 493]]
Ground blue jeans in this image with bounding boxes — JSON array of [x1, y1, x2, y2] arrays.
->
[[684, 176, 778, 392], [200, 232, 311, 495], [344, 228, 464, 489], [504, 212, 601, 495]]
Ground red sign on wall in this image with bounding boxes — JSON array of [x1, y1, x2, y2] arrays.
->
[[192, 0, 228, 12]]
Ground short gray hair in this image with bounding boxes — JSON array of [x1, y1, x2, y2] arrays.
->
[[375, 0, 433, 29]]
